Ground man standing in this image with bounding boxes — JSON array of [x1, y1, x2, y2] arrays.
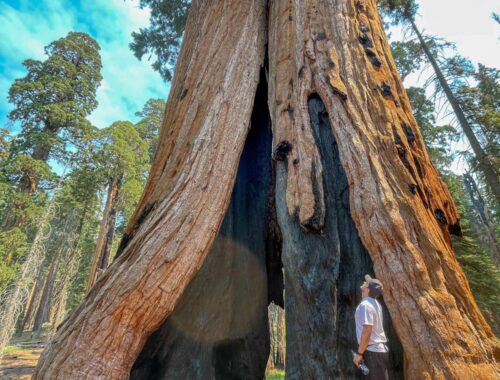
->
[[353, 274, 389, 379]]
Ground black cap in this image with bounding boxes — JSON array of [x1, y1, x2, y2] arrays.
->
[[365, 274, 383, 298]]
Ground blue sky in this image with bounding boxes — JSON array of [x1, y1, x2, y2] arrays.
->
[[0, 0, 167, 132], [0, 0, 498, 136]]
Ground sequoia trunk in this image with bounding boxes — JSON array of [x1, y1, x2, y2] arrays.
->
[[34, 0, 499, 379], [33, 1, 267, 377], [267, 1, 497, 377]]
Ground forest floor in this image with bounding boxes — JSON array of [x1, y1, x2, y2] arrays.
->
[[266, 369, 285, 379], [0, 334, 45, 379], [0, 334, 285, 379]]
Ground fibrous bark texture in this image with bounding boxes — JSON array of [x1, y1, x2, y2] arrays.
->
[[130, 74, 275, 380], [267, 0, 498, 378], [33, 0, 267, 377], [275, 94, 403, 378], [34, 0, 499, 379]]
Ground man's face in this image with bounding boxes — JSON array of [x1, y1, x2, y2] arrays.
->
[[360, 281, 369, 297]]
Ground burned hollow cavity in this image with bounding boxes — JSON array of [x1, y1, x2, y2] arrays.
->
[[130, 69, 283, 380]]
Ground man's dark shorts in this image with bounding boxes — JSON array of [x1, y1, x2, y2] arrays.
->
[[364, 351, 389, 380]]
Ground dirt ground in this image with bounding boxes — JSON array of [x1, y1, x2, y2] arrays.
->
[[0, 344, 43, 379], [0, 336, 283, 379], [0, 332, 46, 380]]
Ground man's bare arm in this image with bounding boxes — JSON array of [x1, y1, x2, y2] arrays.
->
[[358, 324, 372, 354], [353, 324, 373, 367]]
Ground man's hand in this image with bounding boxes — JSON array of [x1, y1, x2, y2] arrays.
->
[[353, 353, 363, 367]]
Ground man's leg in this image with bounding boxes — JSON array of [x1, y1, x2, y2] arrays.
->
[[363, 351, 389, 380]]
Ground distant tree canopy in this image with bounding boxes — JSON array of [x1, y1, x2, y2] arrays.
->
[[378, 0, 417, 23], [130, 0, 190, 81], [8, 32, 102, 164]]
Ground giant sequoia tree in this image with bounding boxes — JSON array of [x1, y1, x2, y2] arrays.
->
[[3, 32, 102, 230], [34, 1, 499, 379]]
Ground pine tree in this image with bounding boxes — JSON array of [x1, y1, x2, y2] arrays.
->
[[379, 0, 500, 203], [86, 121, 149, 291], [134, 99, 166, 162], [130, 0, 190, 81]]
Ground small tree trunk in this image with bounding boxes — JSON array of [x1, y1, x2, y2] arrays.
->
[[32, 245, 63, 336], [267, 305, 277, 371], [463, 174, 500, 265], [410, 20, 500, 204], [50, 211, 88, 331], [85, 175, 122, 292], [15, 263, 45, 335], [275, 306, 285, 370]]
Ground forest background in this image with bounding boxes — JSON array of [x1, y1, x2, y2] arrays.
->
[[0, 0, 498, 376]]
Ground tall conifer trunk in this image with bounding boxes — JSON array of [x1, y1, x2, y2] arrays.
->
[[463, 174, 500, 266], [410, 20, 500, 204], [34, 1, 499, 379], [86, 175, 122, 292], [32, 245, 62, 335]]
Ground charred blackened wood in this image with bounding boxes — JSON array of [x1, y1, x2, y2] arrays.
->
[[274, 94, 403, 378], [301, 162, 324, 233], [114, 233, 130, 259], [380, 81, 392, 97], [330, 84, 348, 101], [358, 34, 373, 48], [434, 209, 448, 225], [414, 157, 424, 179], [273, 140, 293, 161], [267, 162, 284, 307], [392, 125, 403, 145], [448, 221, 463, 237], [115, 202, 157, 260], [316, 32, 327, 41], [397, 146, 417, 180], [408, 184, 418, 195], [364, 48, 382, 68], [179, 88, 188, 100], [401, 123, 416, 146]]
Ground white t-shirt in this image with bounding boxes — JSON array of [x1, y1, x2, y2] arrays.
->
[[355, 297, 388, 353]]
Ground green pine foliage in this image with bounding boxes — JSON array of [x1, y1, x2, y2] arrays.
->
[[378, 0, 418, 23], [445, 175, 500, 334], [406, 87, 459, 170], [135, 98, 166, 161], [130, 0, 190, 81], [8, 32, 102, 163]]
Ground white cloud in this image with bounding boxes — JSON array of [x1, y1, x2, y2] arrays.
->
[[416, 0, 499, 68]]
